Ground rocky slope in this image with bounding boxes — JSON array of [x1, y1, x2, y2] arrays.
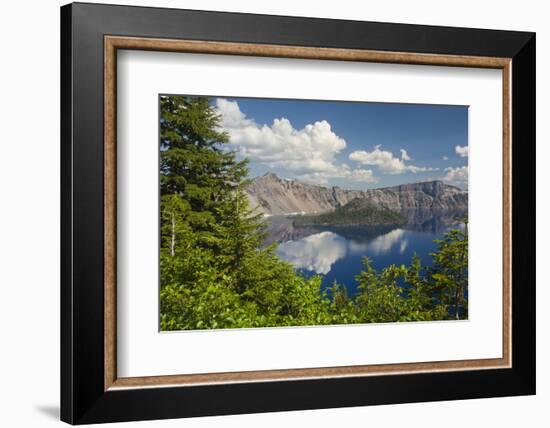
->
[[246, 172, 467, 216]]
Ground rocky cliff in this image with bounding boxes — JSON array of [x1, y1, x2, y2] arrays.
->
[[246, 172, 468, 216]]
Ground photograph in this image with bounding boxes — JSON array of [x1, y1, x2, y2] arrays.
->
[[159, 95, 469, 331]]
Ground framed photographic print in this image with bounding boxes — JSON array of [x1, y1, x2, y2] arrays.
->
[[60, 2, 535, 424]]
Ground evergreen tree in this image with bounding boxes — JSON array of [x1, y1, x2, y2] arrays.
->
[[355, 259, 409, 322], [160, 95, 248, 249], [212, 182, 267, 291], [430, 220, 468, 319], [354, 254, 448, 323]]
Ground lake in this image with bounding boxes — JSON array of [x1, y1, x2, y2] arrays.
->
[[265, 211, 464, 295]]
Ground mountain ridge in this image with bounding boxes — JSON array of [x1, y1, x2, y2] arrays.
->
[[246, 172, 468, 216]]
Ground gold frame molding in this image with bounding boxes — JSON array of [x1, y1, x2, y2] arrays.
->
[[104, 35, 512, 391]]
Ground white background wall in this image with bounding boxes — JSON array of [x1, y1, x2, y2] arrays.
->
[[0, 0, 546, 426]]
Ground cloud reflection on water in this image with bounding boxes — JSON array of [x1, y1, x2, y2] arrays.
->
[[277, 228, 409, 274], [367, 229, 408, 255], [277, 231, 346, 274]]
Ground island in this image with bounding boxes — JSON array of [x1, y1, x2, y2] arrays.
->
[[292, 198, 407, 226]]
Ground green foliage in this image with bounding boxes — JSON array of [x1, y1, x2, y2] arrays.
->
[[354, 256, 448, 323], [429, 219, 469, 319], [159, 95, 468, 331]]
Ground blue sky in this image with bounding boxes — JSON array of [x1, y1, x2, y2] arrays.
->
[[212, 96, 469, 189]]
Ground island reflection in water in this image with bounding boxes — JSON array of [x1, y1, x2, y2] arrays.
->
[[267, 211, 465, 295]]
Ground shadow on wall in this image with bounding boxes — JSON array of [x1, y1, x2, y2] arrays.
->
[[35, 405, 59, 420]]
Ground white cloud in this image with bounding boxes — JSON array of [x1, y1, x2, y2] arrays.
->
[[442, 166, 468, 187], [345, 168, 377, 182], [297, 164, 377, 186], [442, 155, 449, 161], [455, 145, 469, 157], [216, 98, 255, 129], [215, 98, 377, 185], [349, 145, 436, 175]]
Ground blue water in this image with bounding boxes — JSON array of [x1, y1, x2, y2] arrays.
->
[[270, 216, 459, 295]]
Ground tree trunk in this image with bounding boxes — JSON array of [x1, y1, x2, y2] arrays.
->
[[170, 213, 176, 257], [454, 287, 460, 320]]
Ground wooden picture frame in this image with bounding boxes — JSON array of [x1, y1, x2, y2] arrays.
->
[[61, 2, 535, 424]]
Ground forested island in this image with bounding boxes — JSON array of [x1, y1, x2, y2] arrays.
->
[[293, 198, 407, 226], [159, 95, 469, 331]]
